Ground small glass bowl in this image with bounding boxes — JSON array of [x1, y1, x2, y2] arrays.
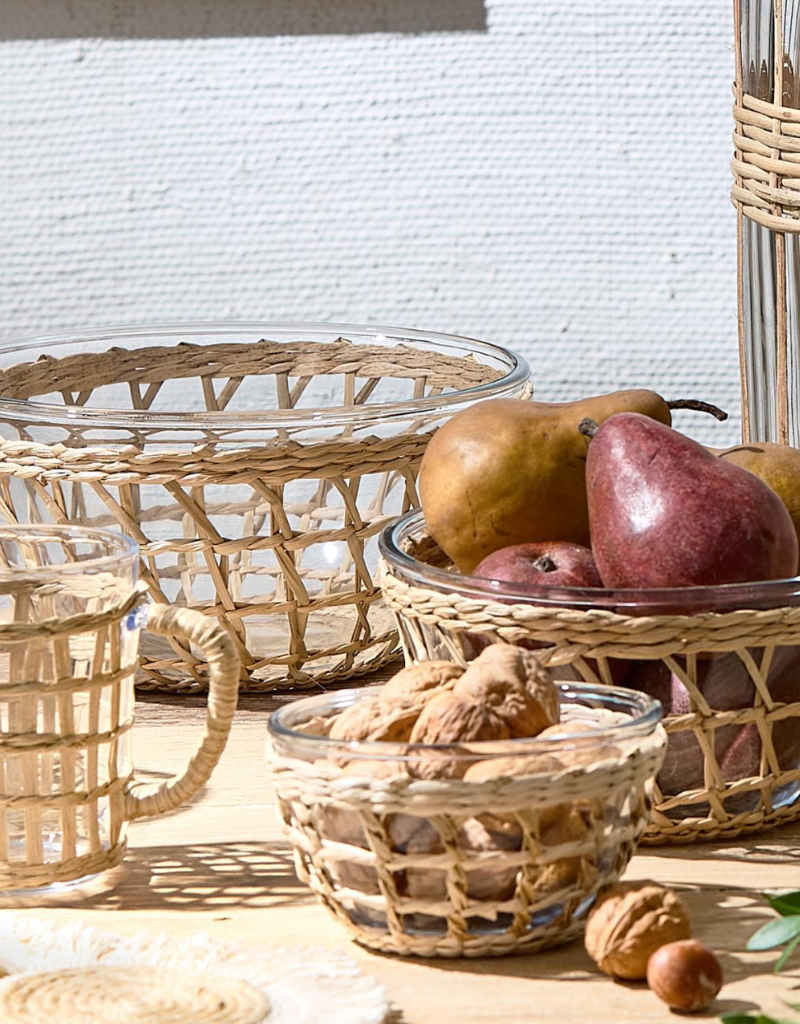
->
[[379, 509, 800, 844], [267, 683, 665, 958]]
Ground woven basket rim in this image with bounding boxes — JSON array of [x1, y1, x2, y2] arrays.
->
[[380, 508, 800, 615], [0, 319, 530, 430]]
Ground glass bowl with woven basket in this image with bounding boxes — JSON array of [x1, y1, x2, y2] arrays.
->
[[266, 681, 665, 958], [0, 321, 530, 693], [379, 508, 800, 845]]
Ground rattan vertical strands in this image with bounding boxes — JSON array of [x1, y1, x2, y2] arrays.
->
[[0, 337, 524, 692], [0, 580, 240, 891], [732, 0, 800, 443]]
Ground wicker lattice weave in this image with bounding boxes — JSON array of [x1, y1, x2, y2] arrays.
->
[[0, 338, 513, 692], [0, 575, 239, 891], [380, 550, 800, 846], [732, 94, 800, 233], [267, 719, 665, 958], [0, 968, 271, 1024]]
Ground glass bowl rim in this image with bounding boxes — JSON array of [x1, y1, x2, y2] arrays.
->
[[379, 508, 800, 611], [0, 523, 137, 578], [267, 680, 663, 763], [0, 319, 530, 430]]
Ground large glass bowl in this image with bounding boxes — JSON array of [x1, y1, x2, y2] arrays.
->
[[379, 509, 800, 843], [0, 322, 530, 692], [267, 682, 665, 957]]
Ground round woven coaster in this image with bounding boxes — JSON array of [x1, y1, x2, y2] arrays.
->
[[0, 966, 271, 1023]]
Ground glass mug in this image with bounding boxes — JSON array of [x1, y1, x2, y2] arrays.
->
[[0, 524, 240, 894]]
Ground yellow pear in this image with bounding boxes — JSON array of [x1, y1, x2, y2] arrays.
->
[[420, 389, 676, 574], [713, 441, 800, 551]]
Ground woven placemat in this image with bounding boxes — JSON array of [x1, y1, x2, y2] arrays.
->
[[0, 915, 389, 1024], [0, 966, 270, 1024]]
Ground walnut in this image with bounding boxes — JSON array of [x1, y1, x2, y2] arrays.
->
[[340, 759, 408, 779], [386, 814, 442, 854], [535, 721, 621, 766], [463, 753, 564, 783], [409, 692, 510, 745], [464, 756, 567, 843], [453, 644, 559, 737], [404, 817, 519, 902], [328, 700, 420, 743], [326, 857, 381, 895], [584, 882, 692, 980], [531, 804, 594, 896], [381, 661, 463, 704], [408, 747, 475, 781], [314, 805, 367, 849]]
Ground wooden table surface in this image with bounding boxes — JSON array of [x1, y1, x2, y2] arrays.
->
[[13, 671, 800, 1023]]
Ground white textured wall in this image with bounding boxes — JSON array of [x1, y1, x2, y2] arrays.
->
[[0, 0, 739, 443]]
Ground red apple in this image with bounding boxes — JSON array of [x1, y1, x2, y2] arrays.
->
[[473, 541, 602, 590]]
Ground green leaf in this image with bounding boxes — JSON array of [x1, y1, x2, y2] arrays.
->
[[776, 934, 800, 973], [720, 1014, 797, 1024], [766, 892, 800, 917], [747, 915, 800, 951]]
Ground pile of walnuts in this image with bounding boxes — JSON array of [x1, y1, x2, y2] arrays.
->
[[312, 644, 599, 905]]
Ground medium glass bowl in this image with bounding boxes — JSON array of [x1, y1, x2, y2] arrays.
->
[[379, 509, 800, 843], [267, 682, 665, 957], [0, 322, 530, 692]]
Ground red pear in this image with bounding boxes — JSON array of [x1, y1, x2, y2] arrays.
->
[[585, 414, 799, 588]]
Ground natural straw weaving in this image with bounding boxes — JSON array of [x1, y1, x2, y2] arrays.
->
[[381, 544, 800, 846], [0, 337, 514, 692], [268, 714, 665, 958], [0, 568, 239, 891], [732, 94, 800, 233], [0, 967, 271, 1024]]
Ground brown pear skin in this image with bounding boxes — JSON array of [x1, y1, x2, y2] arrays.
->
[[712, 441, 800, 551], [587, 414, 800, 588], [419, 390, 672, 573]]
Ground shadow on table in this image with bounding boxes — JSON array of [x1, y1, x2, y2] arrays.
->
[[47, 840, 311, 912], [373, 883, 777, 985]]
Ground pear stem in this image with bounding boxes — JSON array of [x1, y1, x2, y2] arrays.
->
[[579, 417, 599, 439], [532, 555, 558, 573], [667, 399, 728, 421]]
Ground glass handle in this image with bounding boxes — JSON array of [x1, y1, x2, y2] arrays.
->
[[124, 604, 240, 821]]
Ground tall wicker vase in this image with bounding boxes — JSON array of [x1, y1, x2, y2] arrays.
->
[[734, 0, 800, 443]]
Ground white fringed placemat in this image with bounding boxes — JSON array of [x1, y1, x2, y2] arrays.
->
[[0, 915, 389, 1024]]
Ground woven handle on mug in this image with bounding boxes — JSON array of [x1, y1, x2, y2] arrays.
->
[[124, 604, 240, 821]]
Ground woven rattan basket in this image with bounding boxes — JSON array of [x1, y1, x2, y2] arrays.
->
[[380, 510, 800, 846], [0, 322, 530, 693], [267, 684, 665, 958]]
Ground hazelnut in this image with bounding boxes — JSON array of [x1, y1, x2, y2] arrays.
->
[[409, 692, 510, 745], [381, 662, 463, 703], [328, 700, 420, 743], [584, 882, 692, 980], [647, 939, 723, 1012], [454, 644, 559, 737]]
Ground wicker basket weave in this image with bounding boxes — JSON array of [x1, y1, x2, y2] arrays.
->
[[0, 325, 528, 692], [268, 704, 665, 958], [380, 525, 800, 846], [0, 546, 239, 892]]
